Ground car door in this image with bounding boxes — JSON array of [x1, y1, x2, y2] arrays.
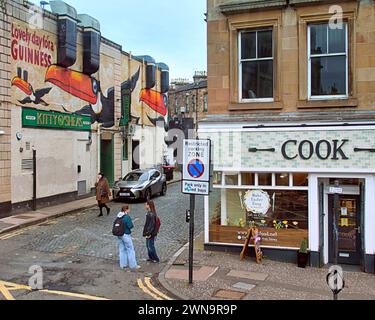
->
[[149, 170, 159, 196]]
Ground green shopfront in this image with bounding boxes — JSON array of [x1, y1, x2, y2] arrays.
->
[[199, 122, 375, 274]]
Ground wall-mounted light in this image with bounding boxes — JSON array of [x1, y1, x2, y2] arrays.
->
[[0, 131, 4, 135], [16, 132, 23, 141]]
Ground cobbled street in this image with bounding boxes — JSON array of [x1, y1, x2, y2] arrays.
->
[[0, 183, 204, 300]]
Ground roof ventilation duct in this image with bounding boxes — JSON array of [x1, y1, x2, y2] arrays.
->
[[78, 14, 101, 75], [136, 55, 156, 89], [157, 63, 169, 94], [49, 0, 78, 68]]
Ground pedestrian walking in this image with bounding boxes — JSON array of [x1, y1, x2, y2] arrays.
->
[[114, 205, 140, 270], [143, 200, 160, 263], [95, 173, 111, 217]]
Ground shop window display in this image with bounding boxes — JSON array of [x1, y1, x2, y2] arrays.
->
[[209, 186, 309, 248]]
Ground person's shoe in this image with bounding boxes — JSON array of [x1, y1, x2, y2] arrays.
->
[[121, 266, 128, 270], [98, 213, 103, 217], [152, 260, 160, 263], [107, 208, 111, 216], [131, 265, 141, 271], [147, 259, 153, 262]]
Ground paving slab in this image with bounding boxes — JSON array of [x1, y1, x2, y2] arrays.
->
[[227, 270, 268, 281], [165, 266, 218, 282], [213, 289, 247, 300], [232, 282, 256, 291]]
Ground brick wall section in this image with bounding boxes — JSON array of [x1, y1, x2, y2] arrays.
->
[[0, 1, 11, 207]]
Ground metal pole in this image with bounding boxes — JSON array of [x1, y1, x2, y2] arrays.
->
[[333, 180, 340, 265], [32, 149, 37, 211], [189, 194, 195, 285]]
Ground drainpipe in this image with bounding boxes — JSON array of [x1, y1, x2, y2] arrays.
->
[[97, 123, 102, 176]]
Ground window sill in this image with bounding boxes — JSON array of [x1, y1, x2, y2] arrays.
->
[[297, 98, 358, 109], [229, 101, 283, 111]]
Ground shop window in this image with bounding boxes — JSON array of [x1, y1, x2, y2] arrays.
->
[[213, 172, 223, 185], [258, 173, 272, 186], [276, 173, 289, 186], [239, 29, 274, 101], [209, 188, 309, 248], [293, 173, 308, 187], [225, 173, 239, 186], [241, 173, 255, 186], [308, 23, 348, 99]]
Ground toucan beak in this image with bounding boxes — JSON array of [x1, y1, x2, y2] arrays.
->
[[11, 77, 32, 96], [140, 89, 167, 117], [45, 65, 98, 105]]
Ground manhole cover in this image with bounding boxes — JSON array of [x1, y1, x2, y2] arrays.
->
[[213, 289, 246, 300]]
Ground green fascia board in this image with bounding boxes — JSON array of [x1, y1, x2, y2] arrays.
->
[[22, 107, 91, 132]]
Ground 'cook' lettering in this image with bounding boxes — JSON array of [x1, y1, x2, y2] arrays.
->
[[281, 139, 349, 161]]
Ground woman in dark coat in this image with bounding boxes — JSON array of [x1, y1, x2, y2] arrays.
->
[[95, 173, 111, 217], [142, 200, 160, 263]]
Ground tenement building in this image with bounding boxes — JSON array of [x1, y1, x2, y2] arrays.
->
[[0, 0, 169, 216], [201, 0, 375, 273]]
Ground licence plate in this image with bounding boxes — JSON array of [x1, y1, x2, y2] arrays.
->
[[120, 193, 130, 197]]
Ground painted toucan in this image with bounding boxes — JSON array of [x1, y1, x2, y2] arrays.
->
[[11, 75, 52, 106], [139, 88, 168, 117], [45, 64, 114, 127]]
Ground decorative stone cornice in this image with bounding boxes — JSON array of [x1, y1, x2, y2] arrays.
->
[[219, 0, 287, 14]]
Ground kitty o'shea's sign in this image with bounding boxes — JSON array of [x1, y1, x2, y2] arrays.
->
[[11, 22, 55, 68]]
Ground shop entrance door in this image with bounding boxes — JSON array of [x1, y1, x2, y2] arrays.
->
[[328, 195, 362, 265]]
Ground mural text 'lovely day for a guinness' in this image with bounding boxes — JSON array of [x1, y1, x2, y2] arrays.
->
[[11, 23, 54, 68]]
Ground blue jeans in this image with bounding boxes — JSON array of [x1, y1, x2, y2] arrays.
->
[[146, 237, 159, 262], [118, 234, 138, 269]]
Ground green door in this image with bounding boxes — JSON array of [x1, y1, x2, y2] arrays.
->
[[100, 137, 114, 186]]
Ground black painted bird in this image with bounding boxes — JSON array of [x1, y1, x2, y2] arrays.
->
[[11, 76, 52, 106]]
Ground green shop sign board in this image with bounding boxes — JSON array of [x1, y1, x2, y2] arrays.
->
[[22, 108, 92, 131]]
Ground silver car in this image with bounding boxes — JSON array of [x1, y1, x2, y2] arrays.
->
[[112, 169, 167, 201]]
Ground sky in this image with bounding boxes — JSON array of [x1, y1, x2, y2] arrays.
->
[[31, 0, 207, 81]]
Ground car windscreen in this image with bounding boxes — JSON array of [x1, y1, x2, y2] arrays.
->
[[123, 172, 149, 182]]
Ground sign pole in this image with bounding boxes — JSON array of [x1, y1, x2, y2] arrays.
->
[[188, 194, 195, 285]]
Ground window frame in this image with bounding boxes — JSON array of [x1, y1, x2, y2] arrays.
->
[[238, 28, 275, 103], [307, 22, 349, 101]]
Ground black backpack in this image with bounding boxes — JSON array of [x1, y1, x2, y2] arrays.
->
[[112, 217, 125, 237]]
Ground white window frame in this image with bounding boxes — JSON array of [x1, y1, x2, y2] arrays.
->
[[308, 22, 349, 101], [238, 29, 274, 103], [213, 172, 309, 191]]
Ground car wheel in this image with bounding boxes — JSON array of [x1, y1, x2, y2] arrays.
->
[[160, 183, 167, 196], [144, 188, 152, 201]]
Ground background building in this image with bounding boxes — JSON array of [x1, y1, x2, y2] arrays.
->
[[168, 71, 208, 124], [202, 0, 375, 273], [0, 0, 169, 217]]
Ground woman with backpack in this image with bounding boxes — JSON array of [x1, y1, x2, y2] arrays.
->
[[142, 200, 160, 263], [95, 173, 111, 217], [115, 205, 141, 270]]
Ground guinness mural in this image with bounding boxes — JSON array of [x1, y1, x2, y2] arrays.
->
[[10, 19, 115, 128]]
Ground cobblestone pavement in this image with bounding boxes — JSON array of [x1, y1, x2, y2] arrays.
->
[[164, 233, 375, 301], [0, 183, 204, 300]]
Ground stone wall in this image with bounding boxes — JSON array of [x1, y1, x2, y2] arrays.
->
[[206, 0, 375, 118]]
